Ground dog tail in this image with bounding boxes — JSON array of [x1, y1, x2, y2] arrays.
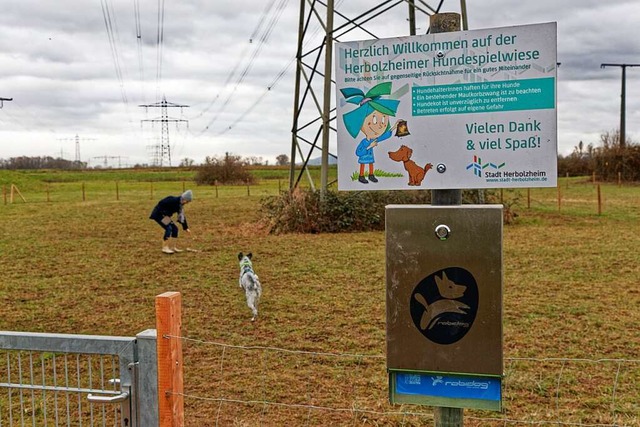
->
[[424, 163, 433, 173]]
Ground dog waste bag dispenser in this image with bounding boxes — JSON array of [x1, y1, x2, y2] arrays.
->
[[386, 205, 503, 411]]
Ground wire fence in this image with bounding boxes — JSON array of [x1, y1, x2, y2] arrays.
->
[[168, 334, 640, 427], [3, 178, 638, 218], [1, 180, 287, 205]]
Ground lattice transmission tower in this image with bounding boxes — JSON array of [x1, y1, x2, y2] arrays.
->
[[140, 95, 189, 167], [289, 0, 466, 193], [57, 134, 95, 167]]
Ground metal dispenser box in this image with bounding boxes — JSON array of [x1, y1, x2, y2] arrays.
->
[[386, 205, 503, 410]]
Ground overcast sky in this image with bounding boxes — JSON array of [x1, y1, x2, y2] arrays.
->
[[1, 0, 639, 167]]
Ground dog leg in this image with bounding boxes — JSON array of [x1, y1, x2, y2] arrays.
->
[[246, 292, 258, 321]]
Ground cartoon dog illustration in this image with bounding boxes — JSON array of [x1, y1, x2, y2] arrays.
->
[[388, 145, 433, 186], [414, 272, 469, 330]]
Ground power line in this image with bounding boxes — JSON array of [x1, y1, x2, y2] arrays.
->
[[189, 0, 280, 121], [133, 0, 146, 103], [198, 0, 291, 135], [155, 0, 166, 100], [99, 0, 129, 108]]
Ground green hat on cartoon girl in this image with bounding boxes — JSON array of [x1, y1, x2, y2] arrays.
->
[[340, 82, 400, 138]]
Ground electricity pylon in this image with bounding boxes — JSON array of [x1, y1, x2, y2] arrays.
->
[[92, 156, 128, 168], [289, 0, 456, 193], [139, 95, 189, 167], [57, 134, 95, 166]]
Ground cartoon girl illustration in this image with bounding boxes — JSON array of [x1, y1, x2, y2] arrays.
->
[[340, 82, 400, 184]]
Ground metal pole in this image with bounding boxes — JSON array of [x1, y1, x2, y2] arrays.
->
[[321, 0, 335, 196], [408, 0, 416, 35], [290, 0, 306, 191], [620, 66, 626, 147], [0, 97, 12, 108], [460, 0, 468, 30], [600, 63, 640, 148]]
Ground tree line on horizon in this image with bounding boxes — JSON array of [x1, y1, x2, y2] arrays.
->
[[2, 132, 638, 182]]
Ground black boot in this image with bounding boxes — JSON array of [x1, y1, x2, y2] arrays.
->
[[368, 174, 378, 183], [358, 175, 368, 184]]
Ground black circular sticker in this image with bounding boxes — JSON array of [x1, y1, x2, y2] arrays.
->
[[409, 267, 478, 345]]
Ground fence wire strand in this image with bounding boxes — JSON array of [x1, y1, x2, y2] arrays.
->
[[166, 334, 640, 426]]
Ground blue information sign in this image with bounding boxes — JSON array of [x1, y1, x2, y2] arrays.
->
[[390, 371, 502, 411], [396, 372, 501, 401]]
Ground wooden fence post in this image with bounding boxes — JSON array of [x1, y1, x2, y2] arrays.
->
[[10, 184, 26, 203], [151, 182, 154, 200], [3, 185, 6, 205], [116, 181, 120, 201], [557, 185, 561, 211], [47, 183, 50, 203], [247, 181, 250, 196], [215, 181, 219, 198], [597, 184, 602, 215], [156, 291, 184, 427], [82, 183, 86, 201], [430, 11, 464, 427], [527, 188, 531, 209], [618, 171, 621, 187]]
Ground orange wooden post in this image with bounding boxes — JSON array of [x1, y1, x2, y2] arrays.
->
[[82, 182, 86, 201], [46, 183, 50, 203], [527, 188, 531, 209], [156, 292, 184, 427], [557, 185, 561, 211], [597, 184, 602, 215], [215, 181, 219, 198], [116, 181, 120, 201]]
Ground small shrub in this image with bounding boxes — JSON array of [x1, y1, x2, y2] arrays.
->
[[260, 188, 508, 234], [195, 153, 256, 185]]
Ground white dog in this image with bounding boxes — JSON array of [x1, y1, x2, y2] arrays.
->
[[238, 252, 262, 321]]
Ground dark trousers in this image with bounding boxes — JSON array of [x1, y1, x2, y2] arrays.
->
[[153, 217, 178, 240]]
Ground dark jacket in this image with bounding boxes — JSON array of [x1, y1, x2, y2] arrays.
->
[[149, 196, 189, 230]]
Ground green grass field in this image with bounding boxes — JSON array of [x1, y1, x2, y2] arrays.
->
[[0, 169, 639, 426]]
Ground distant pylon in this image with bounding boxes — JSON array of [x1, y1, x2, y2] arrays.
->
[[57, 134, 95, 166], [139, 95, 189, 167]]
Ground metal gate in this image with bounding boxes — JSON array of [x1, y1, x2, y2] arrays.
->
[[0, 329, 158, 426]]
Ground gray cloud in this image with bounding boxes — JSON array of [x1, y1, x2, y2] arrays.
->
[[1, 0, 639, 166]]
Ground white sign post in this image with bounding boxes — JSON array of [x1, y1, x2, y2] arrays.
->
[[335, 22, 557, 190]]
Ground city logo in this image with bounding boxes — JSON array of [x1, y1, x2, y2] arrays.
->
[[466, 155, 505, 177], [410, 267, 479, 345]]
